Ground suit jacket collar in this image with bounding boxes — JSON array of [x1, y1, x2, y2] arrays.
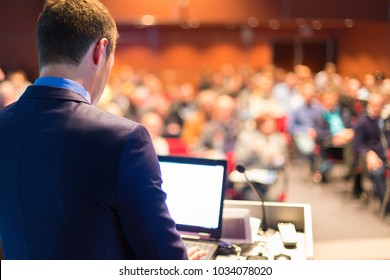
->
[[20, 85, 90, 104]]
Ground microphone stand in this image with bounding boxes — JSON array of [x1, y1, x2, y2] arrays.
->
[[237, 165, 275, 236]]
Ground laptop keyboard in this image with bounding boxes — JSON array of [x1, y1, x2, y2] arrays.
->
[[183, 239, 219, 260]]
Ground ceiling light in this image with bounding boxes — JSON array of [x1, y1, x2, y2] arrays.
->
[[141, 15, 155, 26]]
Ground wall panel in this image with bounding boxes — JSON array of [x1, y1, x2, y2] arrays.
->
[[0, 1, 388, 84], [338, 23, 390, 80]]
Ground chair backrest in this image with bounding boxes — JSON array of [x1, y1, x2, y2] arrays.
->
[[165, 137, 189, 156]]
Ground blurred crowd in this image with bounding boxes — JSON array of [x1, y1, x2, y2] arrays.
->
[[1, 63, 390, 210]]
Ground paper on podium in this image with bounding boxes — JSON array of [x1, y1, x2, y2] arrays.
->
[[250, 217, 261, 241]]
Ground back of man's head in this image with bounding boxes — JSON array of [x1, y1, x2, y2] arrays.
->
[[37, 0, 117, 69]]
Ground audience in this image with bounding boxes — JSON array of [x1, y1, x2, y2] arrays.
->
[[165, 82, 197, 137], [314, 62, 343, 93], [195, 94, 241, 159], [7, 69, 31, 99], [358, 73, 377, 101], [247, 72, 284, 119], [140, 111, 170, 155], [181, 89, 217, 147], [126, 85, 153, 123], [1, 62, 389, 212], [0, 80, 17, 108]]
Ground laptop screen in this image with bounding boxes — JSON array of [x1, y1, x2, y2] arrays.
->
[[158, 155, 227, 239]]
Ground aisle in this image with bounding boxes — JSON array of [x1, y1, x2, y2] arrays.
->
[[282, 160, 390, 259]]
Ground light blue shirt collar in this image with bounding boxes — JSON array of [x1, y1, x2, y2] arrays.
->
[[34, 77, 91, 104]]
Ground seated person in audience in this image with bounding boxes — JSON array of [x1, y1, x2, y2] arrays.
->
[[195, 94, 241, 159], [314, 62, 343, 93], [125, 85, 151, 123], [0, 68, 4, 83], [247, 72, 284, 119], [0, 80, 18, 108], [338, 77, 367, 191], [140, 111, 170, 155], [353, 93, 390, 213], [234, 112, 288, 200], [288, 81, 322, 176], [339, 77, 365, 127], [358, 73, 377, 102], [314, 90, 355, 182], [380, 79, 390, 119], [165, 82, 198, 137], [272, 71, 302, 117], [181, 89, 217, 148], [294, 64, 313, 84], [7, 69, 32, 99]]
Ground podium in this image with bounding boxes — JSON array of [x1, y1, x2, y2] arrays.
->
[[221, 200, 314, 260]]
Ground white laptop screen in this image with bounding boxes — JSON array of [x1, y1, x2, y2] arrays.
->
[[158, 156, 227, 238]]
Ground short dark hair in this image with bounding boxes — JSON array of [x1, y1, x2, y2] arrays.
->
[[37, 0, 118, 68]]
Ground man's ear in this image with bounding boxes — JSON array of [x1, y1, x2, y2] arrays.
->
[[93, 38, 109, 65]]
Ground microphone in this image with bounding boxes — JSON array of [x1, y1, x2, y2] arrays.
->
[[236, 164, 270, 234]]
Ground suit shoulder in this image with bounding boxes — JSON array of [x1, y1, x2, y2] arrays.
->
[[78, 104, 135, 126], [73, 104, 148, 138]]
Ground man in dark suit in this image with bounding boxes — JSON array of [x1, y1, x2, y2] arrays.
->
[[353, 93, 390, 213], [0, 0, 204, 260]]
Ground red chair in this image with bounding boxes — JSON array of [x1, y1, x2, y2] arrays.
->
[[165, 137, 190, 156]]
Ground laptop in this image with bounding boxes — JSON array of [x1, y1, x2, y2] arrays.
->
[[158, 155, 228, 260]]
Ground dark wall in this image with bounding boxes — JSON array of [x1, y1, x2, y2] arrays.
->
[[287, 0, 389, 20], [0, 0, 44, 80], [102, 0, 389, 23]]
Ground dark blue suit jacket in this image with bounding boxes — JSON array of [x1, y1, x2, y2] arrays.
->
[[0, 86, 187, 260]]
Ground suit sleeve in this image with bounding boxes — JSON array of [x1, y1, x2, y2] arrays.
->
[[115, 124, 188, 260]]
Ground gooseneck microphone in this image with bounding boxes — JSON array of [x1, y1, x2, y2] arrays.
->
[[236, 164, 268, 233]]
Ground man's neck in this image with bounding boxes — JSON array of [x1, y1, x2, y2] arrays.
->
[[39, 64, 91, 92]]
